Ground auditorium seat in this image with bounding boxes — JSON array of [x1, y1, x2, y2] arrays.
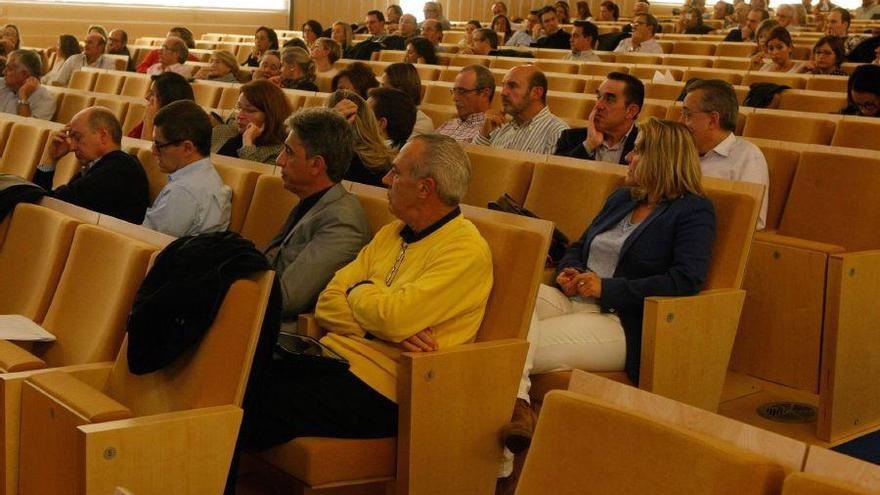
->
[[749, 142, 800, 231], [131, 147, 168, 202], [716, 42, 756, 58], [742, 113, 836, 145], [191, 82, 224, 108], [119, 74, 152, 98], [0, 120, 14, 156], [93, 96, 129, 122], [533, 60, 579, 75], [461, 144, 537, 209], [93, 72, 125, 95], [783, 473, 874, 495], [805, 75, 848, 93], [831, 118, 880, 151], [239, 174, 299, 252], [516, 390, 787, 495], [378, 50, 406, 63], [418, 102, 457, 128], [613, 52, 662, 65], [742, 72, 807, 89], [545, 73, 586, 93], [546, 92, 591, 119], [255, 184, 550, 495], [448, 53, 491, 67], [16, 270, 275, 495], [713, 57, 752, 70], [53, 92, 95, 125], [213, 162, 261, 232], [777, 90, 847, 114], [0, 204, 80, 323], [665, 54, 715, 68], [67, 70, 97, 92], [630, 65, 685, 81], [121, 101, 146, 137], [793, 446, 880, 494], [672, 41, 717, 56], [578, 62, 631, 77], [0, 124, 50, 180]]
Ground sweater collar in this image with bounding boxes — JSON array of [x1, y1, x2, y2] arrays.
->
[[399, 206, 461, 243]]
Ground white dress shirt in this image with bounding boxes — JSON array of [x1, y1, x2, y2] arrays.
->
[[613, 38, 664, 54], [0, 80, 56, 120], [700, 132, 769, 230], [47, 54, 116, 86]]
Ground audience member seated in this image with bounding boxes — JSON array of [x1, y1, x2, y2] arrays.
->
[[775, 4, 801, 30], [211, 80, 292, 164], [47, 33, 115, 86], [136, 26, 199, 73], [459, 20, 483, 51], [405, 37, 439, 65], [226, 110, 369, 488], [614, 14, 663, 54], [381, 62, 434, 138], [128, 71, 194, 140], [506, 9, 541, 47], [0, 24, 20, 55], [310, 37, 341, 77], [475, 65, 568, 154], [0, 49, 56, 120], [680, 79, 769, 229], [825, 8, 872, 59], [233, 133, 491, 488], [87, 24, 107, 39], [576, 0, 594, 19], [492, 1, 508, 16], [713, 0, 734, 24], [492, 15, 514, 44], [368, 87, 418, 153], [146, 36, 191, 77], [532, 6, 572, 49], [556, 72, 642, 164], [42, 34, 81, 85], [421, 19, 445, 52], [460, 27, 495, 56], [331, 61, 379, 99], [194, 50, 242, 83], [271, 47, 318, 91], [395, 14, 420, 42], [143, 100, 231, 237], [365, 10, 390, 43], [749, 18, 779, 67], [436, 64, 493, 143], [855, 0, 880, 18], [599, 1, 620, 21], [840, 64, 880, 117], [556, 1, 573, 23], [328, 89, 397, 187], [757, 26, 805, 72], [813, 0, 834, 13], [503, 118, 716, 453], [332, 21, 355, 58], [799, 35, 848, 75], [35, 107, 149, 223], [874, 44, 880, 64], [680, 6, 715, 34], [106, 29, 135, 72], [301, 20, 323, 46], [242, 26, 279, 68], [724, 8, 768, 41], [386, 4, 403, 26], [251, 50, 282, 82], [565, 20, 600, 62], [422, 1, 453, 30]]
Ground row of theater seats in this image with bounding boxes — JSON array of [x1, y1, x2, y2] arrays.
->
[[62, 67, 874, 154], [519, 370, 880, 495]]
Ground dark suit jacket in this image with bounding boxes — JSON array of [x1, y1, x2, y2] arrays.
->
[[557, 188, 716, 383], [532, 29, 572, 49], [723, 28, 747, 42], [33, 149, 149, 224], [554, 126, 639, 164]]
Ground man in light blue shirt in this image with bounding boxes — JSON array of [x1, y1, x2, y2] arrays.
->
[[142, 100, 231, 237]]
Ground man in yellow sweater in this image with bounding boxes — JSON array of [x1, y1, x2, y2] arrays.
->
[[235, 133, 493, 456]]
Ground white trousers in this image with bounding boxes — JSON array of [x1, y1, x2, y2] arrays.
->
[[517, 284, 627, 401]]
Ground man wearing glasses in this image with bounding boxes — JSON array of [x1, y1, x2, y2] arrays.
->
[[142, 100, 231, 237], [435, 64, 494, 143], [34, 107, 149, 223], [145, 36, 191, 77], [613, 13, 663, 54]]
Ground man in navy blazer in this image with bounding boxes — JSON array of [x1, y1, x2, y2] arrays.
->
[[554, 72, 643, 164]]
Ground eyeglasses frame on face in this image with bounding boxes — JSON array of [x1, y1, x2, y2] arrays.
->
[[449, 87, 485, 96], [153, 139, 184, 151]]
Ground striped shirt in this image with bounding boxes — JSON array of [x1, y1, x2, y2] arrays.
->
[[435, 112, 485, 143], [473, 106, 569, 155]]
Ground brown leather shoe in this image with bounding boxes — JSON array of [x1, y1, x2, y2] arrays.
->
[[500, 398, 536, 454]]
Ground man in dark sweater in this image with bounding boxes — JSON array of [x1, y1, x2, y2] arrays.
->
[[33, 106, 149, 223], [532, 6, 572, 49]]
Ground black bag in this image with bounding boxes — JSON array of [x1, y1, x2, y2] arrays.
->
[[743, 82, 790, 108], [488, 194, 570, 265]]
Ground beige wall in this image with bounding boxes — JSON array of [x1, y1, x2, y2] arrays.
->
[[0, 2, 286, 49]]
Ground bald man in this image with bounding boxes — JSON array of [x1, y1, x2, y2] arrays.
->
[[46, 33, 116, 86]]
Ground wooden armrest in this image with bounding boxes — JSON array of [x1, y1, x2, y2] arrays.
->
[[396, 339, 528, 495], [641, 289, 746, 412], [0, 340, 45, 372], [297, 313, 325, 339], [27, 371, 131, 423], [77, 406, 242, 495], [754, 232, 845, 254]]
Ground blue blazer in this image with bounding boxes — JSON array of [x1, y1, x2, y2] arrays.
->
[[557, 187, 716, 384]]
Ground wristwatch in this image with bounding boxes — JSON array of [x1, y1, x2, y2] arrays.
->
[[16, 98, 29, 106]]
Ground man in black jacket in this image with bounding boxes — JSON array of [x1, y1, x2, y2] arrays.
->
[[555, 72, 643, 164], [531, 6, 572, 49], [33, 106, 149, 223]]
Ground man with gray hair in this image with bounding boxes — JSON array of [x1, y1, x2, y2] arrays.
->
[[0, 49, 56, 119], [679, 79, 769, 229], [436, 64, 494, 143], [47, 32, 115, 86], [234, 133, 492, 476], [146, 36, 190, 77], [264, 107, 371, 331]]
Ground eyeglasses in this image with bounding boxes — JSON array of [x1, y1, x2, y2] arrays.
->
[[631, 21, 646, 27], [680, 109, 710, 120], [854, 101, 878, 111], [161, 45, 178, 51], [153, 139, 183, 151], [449, 87, 484, 96]]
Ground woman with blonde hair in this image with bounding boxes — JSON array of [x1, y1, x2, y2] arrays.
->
[[503, 118, 717, 453], [310, 37, 341, 75], [331, 21, 355, 58], [272, 46, 318, 91], [194, 50, 242, 82], [326, 89, 396, 187]]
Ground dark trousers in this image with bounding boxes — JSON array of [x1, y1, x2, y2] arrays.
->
[[226, 356, 398, 492]]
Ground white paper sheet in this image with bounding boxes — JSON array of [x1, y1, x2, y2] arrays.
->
[[0, 315, 57, 342]]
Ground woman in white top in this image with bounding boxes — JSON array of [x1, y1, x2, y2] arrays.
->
[[42, 35, 80, 85], [758, 26, 806, 73]]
